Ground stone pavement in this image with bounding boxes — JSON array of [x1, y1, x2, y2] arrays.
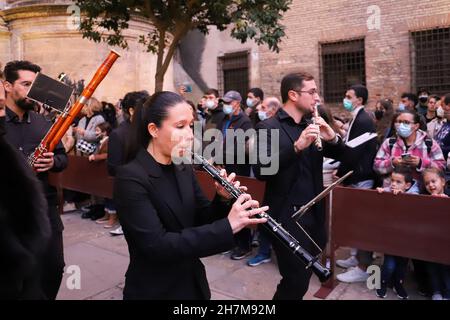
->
[[57, 211, 426, 300]]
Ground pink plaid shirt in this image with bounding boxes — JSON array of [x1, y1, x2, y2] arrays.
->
[[374, 130, 446, 179]]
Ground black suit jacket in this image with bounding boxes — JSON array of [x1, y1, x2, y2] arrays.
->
[[107, 120, 130, 176], [336, 108, 377, 185], [252, 109, 344, 252], [114, 148, 234, 300]]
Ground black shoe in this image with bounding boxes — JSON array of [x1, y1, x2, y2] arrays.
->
[[376, 282, 387, 299], [230, 248, 252, 260], [81, 211, 93, 219], [394, 282, 409, 300]]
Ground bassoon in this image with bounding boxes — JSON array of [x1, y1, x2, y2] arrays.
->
[[28, 50, 121, 167]]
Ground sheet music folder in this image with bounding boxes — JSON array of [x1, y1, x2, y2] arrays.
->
[[345, 132, 378, 148], [26, 72, 73, 112]]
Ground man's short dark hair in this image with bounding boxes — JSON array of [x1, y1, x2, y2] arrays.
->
[[417, 87, 430, 96], [122, 91, 150, 114], [280, 72, 314, 103], [349, 84, 369, 105], [401, 92, 418, 106], [3, 60, 41, 84], [204, 88, 219, 98], [248, 87, 264, 100]]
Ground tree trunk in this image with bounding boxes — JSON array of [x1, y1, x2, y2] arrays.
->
[[154, 72, 164, 92]]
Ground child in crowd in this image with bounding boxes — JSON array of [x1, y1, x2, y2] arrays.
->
[[376, 166, 418, 299], [421, 168, 450, 300], [88, 123, 118, 228]]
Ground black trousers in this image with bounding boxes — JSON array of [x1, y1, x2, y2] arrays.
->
[[41, 206, 65, 300], [271, 239, 313, 300]]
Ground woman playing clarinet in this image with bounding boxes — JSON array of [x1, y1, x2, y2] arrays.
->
[[114, 91, 268, 300]]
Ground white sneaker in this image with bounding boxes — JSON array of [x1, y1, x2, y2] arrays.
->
[[63, 202, 77, 213], [432, 293, 443, 300], [110, 226, 123, 236], [336, 256, 359, 269], [336, 266, 369, 283]]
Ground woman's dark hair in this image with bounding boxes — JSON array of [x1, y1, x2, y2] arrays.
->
[[375, 98, 394, 143], [393, 110, 421, 124], [126, 91, 185, 161]]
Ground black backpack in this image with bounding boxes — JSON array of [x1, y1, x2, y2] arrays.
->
[[387, 137, 433, 155]]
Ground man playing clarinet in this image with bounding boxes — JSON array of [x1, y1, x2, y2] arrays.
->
[[253, 72, 344, 299]]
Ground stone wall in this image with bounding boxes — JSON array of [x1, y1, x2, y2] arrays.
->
[[0, 3, 175, 102]]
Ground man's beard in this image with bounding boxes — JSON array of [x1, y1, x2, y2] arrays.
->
[[16, 98, 36, 111]]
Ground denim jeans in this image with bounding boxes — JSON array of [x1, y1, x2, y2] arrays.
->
[[427, 262, 450, 297], [257, 228, 272, 257], [381, 255, 409, 283]]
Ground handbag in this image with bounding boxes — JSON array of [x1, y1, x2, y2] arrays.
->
[[76, 139, 98, 155]]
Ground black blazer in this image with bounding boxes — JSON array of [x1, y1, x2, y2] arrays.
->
[[114, 148, 235, 300], [336, 108, 377, 185], [107, 120, 130, 176], [252, 109, 345, 252]]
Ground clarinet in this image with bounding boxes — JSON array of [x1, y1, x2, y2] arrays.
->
[[192, 153, 332, 282], [312, 103, 323, 151]]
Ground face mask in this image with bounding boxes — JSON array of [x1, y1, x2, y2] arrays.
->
[[437, 106, 445, 118], [419, 96, 428, 104], [205, 99, 216, 110], [223, 104, 233, 115], [374, 110, 384, 120], [246, 98, 255, 108], [396, 123, 413, 138], [343, 99, 354, 112], [258, 111, 268, 121], [0, 116, 5, 137], [398, 103, 406, 111]]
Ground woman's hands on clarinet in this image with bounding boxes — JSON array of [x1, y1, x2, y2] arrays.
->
[[216, 169, 268, 234], [227, 194, 268, 234]]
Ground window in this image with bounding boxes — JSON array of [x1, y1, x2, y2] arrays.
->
[[411, 27, 450, 96], [218, 51, 249, 99], [320, 39, 366, 103]]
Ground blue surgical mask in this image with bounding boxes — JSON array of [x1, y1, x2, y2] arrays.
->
[[396, 123, 413, 138], [246, 98, 255, 108], [343, 98, 354, 112], [398, 103, 406, 111], [223, 104, 233, 115], [205, 99, 216, 110], [258, 111, 268, 121]]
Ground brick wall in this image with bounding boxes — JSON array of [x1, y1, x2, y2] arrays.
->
[[259, 0, 450, 113]]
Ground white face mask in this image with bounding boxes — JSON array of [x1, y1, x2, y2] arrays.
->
[[258, 111, 268, 121], [437, 106, 445, 118], [205, 99, 216, 110]]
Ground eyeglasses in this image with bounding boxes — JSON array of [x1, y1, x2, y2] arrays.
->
[[395, 120, 415, 125], [293, 89, 320, 96]]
